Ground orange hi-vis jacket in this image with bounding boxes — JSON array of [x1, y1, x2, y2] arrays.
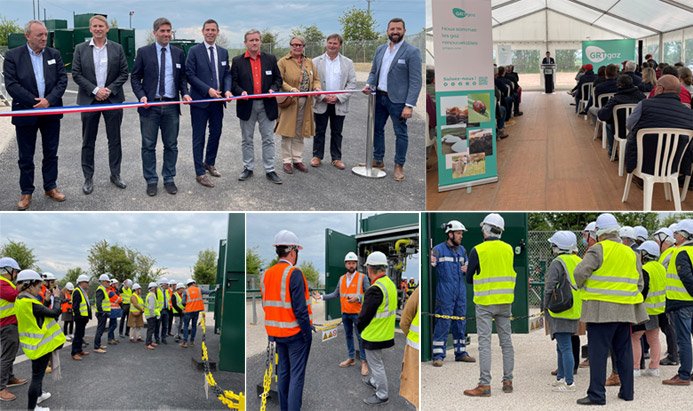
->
[[38, 285, 47, 304], [340, 271, 365, 314], [261, 261, 313, 338], [185, 286, 205, 312], [61, 290, 72, 313], [108, 287, 122, 310]]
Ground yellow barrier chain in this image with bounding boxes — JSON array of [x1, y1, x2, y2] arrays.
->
[[312, 319, 343, 331], [260, 341, 275, 411]]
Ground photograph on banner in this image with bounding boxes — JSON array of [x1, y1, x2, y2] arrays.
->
[[246, 212, 420, 410], [0, 212, 245, 409], [0, 1, 426, 212], [420, 211, 688, 408]]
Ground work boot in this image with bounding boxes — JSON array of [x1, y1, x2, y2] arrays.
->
[[605, 372, 620, 386], [456, 354, 476, 363], [339, 358, 356, 367], [502, 382, 513, 393], [432, 359, 444, 367], [0, 388, 16, 401], [361, 360, 369, 376], [463, 385, 491, 397]]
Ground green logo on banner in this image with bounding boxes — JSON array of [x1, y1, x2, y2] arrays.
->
[[453, 8, 467, 18]]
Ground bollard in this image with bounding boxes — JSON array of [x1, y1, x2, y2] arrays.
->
[[252, 294, 257, 325], [352, 89, 386, 178]]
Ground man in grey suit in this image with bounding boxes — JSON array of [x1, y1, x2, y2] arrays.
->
[[72, 15, 129, 194], [363, 17, 422, 181], [311, 34, 357, 170]]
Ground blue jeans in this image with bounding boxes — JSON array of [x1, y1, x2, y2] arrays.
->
[[159, 309, 170, 342], [373, 93, 408, 165], [555, 332, 575, 384], [139, 105, 180, 184], [497, 106, 506, 130], [108, 316, 118, 340], [276, 335, 311, 411], [183, 311, 199, 343], [672, 307, 693, 380], [342, 313, 366, 361]]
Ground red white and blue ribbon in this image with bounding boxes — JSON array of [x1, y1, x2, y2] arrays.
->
[[0, 89, 365, 117]]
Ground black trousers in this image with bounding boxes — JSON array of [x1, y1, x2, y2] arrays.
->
[[94, 311, 108, 349], [544, 74, 554, 93], [587, 322, 634, 404], [313, 104, 345, 161], [81, 107, 123, 178], [71, 317, 88, 355], [16, 118, 60, 194], [119, 304, 130, 336], [62, 320, 73, 336], [28, 352, 51, 409], [146, 317, 158, 346]]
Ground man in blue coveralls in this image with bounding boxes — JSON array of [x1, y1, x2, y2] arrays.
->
[[430, 219, 476, 366]]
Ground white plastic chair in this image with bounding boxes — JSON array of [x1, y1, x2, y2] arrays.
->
[[683, 102, 691, 109], [622, 128, 693, 211], [578, 83, 593, 120], [610, 104, 637, 176], [593, 92, 615, 148]]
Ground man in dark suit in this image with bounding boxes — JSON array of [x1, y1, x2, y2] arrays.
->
[[231, 29, 283, 184], [186, 19, 232, 188], [131, 17, 192, 197], [542, 51, 556, 93], [362, 18, 422, 182], [3, 20, 67, 210], [72, 15, 129, 195]]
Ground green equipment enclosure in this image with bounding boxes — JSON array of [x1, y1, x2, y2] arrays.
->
[[421, 213, 529, 362]]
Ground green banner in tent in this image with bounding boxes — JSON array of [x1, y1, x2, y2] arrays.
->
[[582, 39, 636, 68]]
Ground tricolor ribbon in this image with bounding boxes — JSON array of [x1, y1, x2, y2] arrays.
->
[[0, 89, 364, 117]]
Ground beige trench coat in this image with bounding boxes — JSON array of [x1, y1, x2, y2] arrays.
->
[[275, 52, 321, 138], [399, 288, 419, 408]]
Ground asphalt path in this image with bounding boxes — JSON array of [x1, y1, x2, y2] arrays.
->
[[0, 77, 425, 211]]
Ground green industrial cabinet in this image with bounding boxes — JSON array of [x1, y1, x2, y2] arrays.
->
[[8, 33, 27, 49], [170, 40, 197, 59], [73, 28, 91, 46], [44, 19, 67, 31], [74, 13, 106, 29], [118, 29, 136, 71], [53, 29, 74, 73]]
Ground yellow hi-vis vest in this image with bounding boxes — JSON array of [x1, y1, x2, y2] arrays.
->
[[473, 240, 517, 305], [16, 297, 66, 360], [581, 240, 643, 304], [666, 246, 693, 302], [120, 287, 132, 304], [0, 276, 16, 320], [130, 294, 144, 314], [73, 287, 89, 316], [145, 292, 160, 317], [406, 309, 419, 350], [548, 254, 583, 320], [643, 260, 667, 315], [659, 246, 677, 269], [97, 285, 111, 312], [361, 275, 397, 343]]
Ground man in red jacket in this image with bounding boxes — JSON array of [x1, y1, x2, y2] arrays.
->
[[0, 257, 28, 402]]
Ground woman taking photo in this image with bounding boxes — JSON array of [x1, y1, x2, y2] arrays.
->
[[60, 283, 74, 342], [128, 284, 145, 343]]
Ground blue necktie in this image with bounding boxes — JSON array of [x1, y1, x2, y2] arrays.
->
[[159, 47, 166, 97], [209, 46, 218, 90]]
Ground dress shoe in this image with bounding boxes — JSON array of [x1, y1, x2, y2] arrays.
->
[[110, 175, 126, 189], [146, 184, 157, 197], [78, 351, 89, 356], [394, 164, 405, 181], [137, 338, 144, 342], [130, 339, 136, 343], [17, 194, 31, 210], [514, 111, 523, 116], [576, 396, 603, 405], [662, 375, 690, 385], [45, 188, 66, 202], [71, 355, 83, 361], [0, 388, 16, 402], [164, 181, 177, 195], [361, 360, 369, 376], [190, 342, 195, 347], [145, 345, 155, 350], [83, 178, 94, 194], [99, 345, 107, 349], [455, 354, 476, 362], [180, 342, 188, 348], [502, 381, 513, 393], [205, 163, 221, 177], [266, 171, 282, 184], [498, 130, 509, 139], [362, 378, 377, 391], [551, 369, 558, 376], [293, 162, 308, 172], [93, 348, 106, 354], [660, 357, 679, 366], [339, 358, 356, 367], [283, 163, 293, 174], [579, 359, 590, 368], [358, 161, 385, 169], [238, 168, 253, 181], [432, 359, 443, 367], [463, 385, 491, 397], [152, 342, 159, 347], [6, 378, 27, 387], [196, 175, 214, 188], [311, 157, 321, 167], [605, 372, 620, 386], [332, 159, 345, 170]]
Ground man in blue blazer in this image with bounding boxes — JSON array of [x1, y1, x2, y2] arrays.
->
[[131, 17, 192, 197], [186, 19, 232, 188], [363, 18, 422, 182], [4, 20, 68, 210]]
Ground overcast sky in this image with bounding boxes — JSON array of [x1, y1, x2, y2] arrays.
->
[[0, 213, 230, 284], [3, 0, 426, 48], [246, 212, 420, 283]]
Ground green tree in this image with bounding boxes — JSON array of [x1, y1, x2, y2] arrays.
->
[[261, 28, 279, 45], [87, 240, 137, 283], [0, 15, 22, 47], [0, 239, 39, 271], [109, 18, 118, 28], [339, 7, 379, 41], [132, 252, 162, 287], [58, 267, 85, 288], [612, 213, 660, 230], [661, 213, 693, 228], [291, 24, 324, 44], [267, 256, 279, 268], [298, 261, 319, 288], [246, 246, 265, 275], [193, 248, 217, 285], [528, 213, 600, 231]]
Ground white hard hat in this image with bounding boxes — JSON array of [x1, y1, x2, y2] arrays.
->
[[481, 213, 505, 231], [17, 269, 42, 283], [158, 278, 169, 285], [177, 282, 185, 289], [595, 213, 619, 230], [272, 230, 303, 250], [65, 282, 75, 290], [186, 278, 195, 285], [133, 283, 141, 291], [77, 274, 90, 283], [344, 252, 358, 262], [0, 257, 20, 271], [99, 274, 110, 282], [675, 219, 693, 236], [584, 221, 596, 232], [148, 282, 157, 290], [548, 231, 577, 251], [42, 272, 56, 281], [110, 278, 119, 284], [619, 226, 637, 240], [169, 279, 177, 285], [669, 223, 678, 231], [654, 227, 674, 239], [124, 279, 133, 286], [365, 251, 388, 266], [445, 220, 467, 233], [637, 240, 661, 258], [634, 226, 648, 241]]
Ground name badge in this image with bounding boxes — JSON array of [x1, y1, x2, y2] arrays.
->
[[175, 63, 181, 69], [47, 59, 56, 65], [100, 58, 108, 63], [221, 61, 227, 66], [397, 59, 406, 64], [265, 70, 272, 75]]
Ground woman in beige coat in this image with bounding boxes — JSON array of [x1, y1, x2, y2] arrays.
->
[[127, 284, 145, 342], [276, 35, 321, 174], [400, 287, 419, 408]]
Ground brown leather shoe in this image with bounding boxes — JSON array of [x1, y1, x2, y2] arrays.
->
[[339, 358, 356, 367], [180, 342, 188, 348], [293, 162, 308, 172], [93, 348, 106, 354], [579, 359, 590, 368], [78, 351, 89, 356], [7, 378, 27, 387], [71, 355, 83, 361], [361, 360, 369, 376], [502, 381, 513, 393], [0, 388, 16, 401], [551, 369, 558, 376], [17, 194, 31, 210], [145, 345, 155, 350], [358, 161, 385, 169], [332, 160, 345, 170], [662, 375, 691, 385], [605, 372, 620, 386], [463, 385, 491, 397], [44, 188, 66, 202], [283, 163, 293, 174], [432, 359, 443, 367], [311, 157, 321, 167], [394, 164, 405, 181], [196, 174, 214, 188], [456, 354, 476, 363], [205, 163, 221, 177]]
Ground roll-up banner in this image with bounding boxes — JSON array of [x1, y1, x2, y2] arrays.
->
[[582, 39, 636, 67]]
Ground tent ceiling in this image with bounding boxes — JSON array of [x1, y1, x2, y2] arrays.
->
[[492, 0, 693, 38]]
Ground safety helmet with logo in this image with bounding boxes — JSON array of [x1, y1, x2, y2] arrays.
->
[[272, 230, 303, 250], [0, 257, 20, 272], [445, 220, 467, 233], [42, 272, 56, 281], [480, 213, 505, 231], [17, 270, 42, 283], [177, 282, 185, 290], [65, 282, 75, 291], [619, 226, 637, 241], [634, 226, 648, 241], [548, 231, 577, 251], [186, 278, 195, 285], [132, 283, 141, 291], [98, 274, 110, 282], [344, 252, 358, 262], [637, 240, 661, 259], [148, 282, 157, 290], [77, 274, 90, 283], [365, 251, 388, 266]]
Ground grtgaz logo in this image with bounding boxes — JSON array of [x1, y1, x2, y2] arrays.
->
[[585, 46, 621, 63], [452, 8, 475, 18]]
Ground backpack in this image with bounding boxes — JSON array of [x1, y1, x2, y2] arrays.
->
[[547, 258, 575, 313]]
